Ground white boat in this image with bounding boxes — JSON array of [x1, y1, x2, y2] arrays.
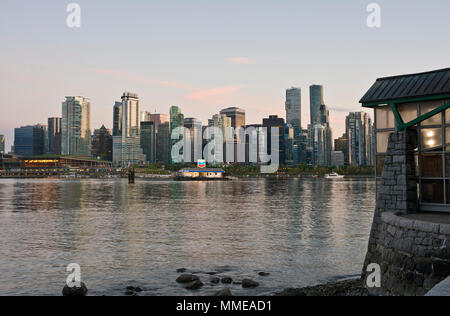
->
[[324, 172, 344, 179]]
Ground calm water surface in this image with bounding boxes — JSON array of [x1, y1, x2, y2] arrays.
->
[[0, 178, 375, 296]]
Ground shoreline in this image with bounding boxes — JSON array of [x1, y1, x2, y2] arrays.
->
[[275, 278, 369, 296]]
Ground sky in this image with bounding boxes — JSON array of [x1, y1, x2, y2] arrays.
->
[[0, 0, 449, 151]]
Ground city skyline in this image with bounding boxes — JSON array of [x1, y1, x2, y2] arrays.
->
[[1, 1, 450, 151]]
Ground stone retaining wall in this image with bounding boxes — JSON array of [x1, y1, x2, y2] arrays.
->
[[365, 212, 450, 296], [362, 131, 450, 295]]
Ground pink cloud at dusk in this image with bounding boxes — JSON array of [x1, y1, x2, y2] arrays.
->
[[225, 57, 257, 65]]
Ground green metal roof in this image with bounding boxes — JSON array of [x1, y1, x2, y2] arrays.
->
[[360, 68, 450, 106]]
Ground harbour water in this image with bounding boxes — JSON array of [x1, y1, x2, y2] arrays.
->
[[0, 177, 376, 296]]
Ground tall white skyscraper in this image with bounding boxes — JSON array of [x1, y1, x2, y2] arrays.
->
[[61, 96, 91, 156], [113, 92, 146, 166]]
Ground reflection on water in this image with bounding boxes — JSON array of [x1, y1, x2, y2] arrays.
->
[[0, 178, 375, 296]]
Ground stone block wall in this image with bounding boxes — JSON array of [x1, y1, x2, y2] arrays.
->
[[365, 213, 450, 296], [362, 131, 450, 295]]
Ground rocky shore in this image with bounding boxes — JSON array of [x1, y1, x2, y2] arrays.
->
[[62, 270, 369, 296], [275, 278, 369, 296]]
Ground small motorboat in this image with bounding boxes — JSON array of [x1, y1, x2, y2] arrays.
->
[[324, 172, 344, 179]]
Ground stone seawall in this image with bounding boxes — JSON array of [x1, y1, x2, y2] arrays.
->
[[365, 212, 449, 296], [362, 131, 449, 296]]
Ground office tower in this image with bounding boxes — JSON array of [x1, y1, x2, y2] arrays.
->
[[208, 114, 232, 136], [47, 117, 62, 155], [346, 112, 374, 166], [113, 102, 123, 137], [284, 124, 295, 165], [294, 129, 308, 164], [262, 115, 286, 165], [335, 134, 348, 164], [169, 106, 184, 163], [285, 87, 302, 136], [140, 111, 151, 123], [112, 92, 146, 166], [14, 125, 46, 157], [62, 96, 91, 156], [220, 107, 246, 163], [0, 135, 5, 154], [310, 85, 324, 125], [92, 125, 113, 161], [220, 107, 246, 128], [331, 151, 345, 167], [149, 114, 169, 132], [156, 122, 171, 163], [309, 124, 328, 166], [207, 114, 231, 163], [184, 118, 202, 163], [140, 121, 156, 164]]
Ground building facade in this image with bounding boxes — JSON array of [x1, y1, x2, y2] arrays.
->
[[91, 125, 113, 161], [310, 85, 324, 126], [345, 112, 374, 166], [112, 92, 146, 166], [285, 87, 302, 136], [220, 107, 246, 163], [184, 118, 202, 163], [47, 117, 62, 155], [62, 96, 91, 156], [0, 135, 5, 154], [113, 101, 123, 137], [263, 115, 286, 165], [156, 122, 171, 164], [140, 121, 156, 164], [14, 125, 46, 157]]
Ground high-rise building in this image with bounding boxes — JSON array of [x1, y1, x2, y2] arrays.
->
[[47, 117, 62, 155], [140, 121, 156, 164], [220, 107, 246, 163], [112, 92, 146, 166], [310, 85, 324, 125], [285, 87, 302, 136], [345, 112, 374, 166], [169, 106, 184, 163], [0, 135, 5, 154], [207, 114, 231, 163], [156, 122, 171, 164], [149, 114, 169, 132], [220, 107, 246, 128], [184, 118, 202, 163], [92, 125, 113, 161], [335, 134, 348, 164], [284, 124, 295, 165], [113, 102, 123, 137], [263, 115, 286, 165], [331, 151, 345, 167], [14, 125, 46, 157], [140, 111, 151, 123], [62, 96, 91, 156]]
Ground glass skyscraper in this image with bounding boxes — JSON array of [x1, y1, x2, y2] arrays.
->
[[140, 121, 156, 164], [285, 87, 302, 135], [14, 125, 46, 157], [47, 117, 61, 155], [310, 85, 324, 126]]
